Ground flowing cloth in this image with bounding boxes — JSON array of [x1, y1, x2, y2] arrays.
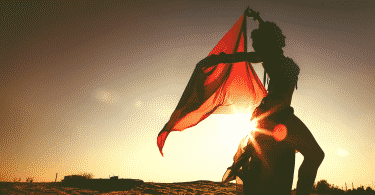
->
[[157, 14, 267, 156]]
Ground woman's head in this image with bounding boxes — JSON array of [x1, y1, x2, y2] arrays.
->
[[251, 22, 286, 54]]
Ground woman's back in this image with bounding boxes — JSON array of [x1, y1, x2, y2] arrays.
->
[[262, 54, 300, 106]]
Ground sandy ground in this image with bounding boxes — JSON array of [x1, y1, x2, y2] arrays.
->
[[0, 180, 242, 195]]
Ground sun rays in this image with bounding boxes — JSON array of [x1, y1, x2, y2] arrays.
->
[[227, 102, 290, 173]]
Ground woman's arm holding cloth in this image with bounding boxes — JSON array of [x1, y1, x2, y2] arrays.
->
[[198, 52, 262, 69]]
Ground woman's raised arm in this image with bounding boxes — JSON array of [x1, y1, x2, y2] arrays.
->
[[197, 52, 262, 69]]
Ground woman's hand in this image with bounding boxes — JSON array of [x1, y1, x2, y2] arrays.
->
[[244, 7, 264, 24]]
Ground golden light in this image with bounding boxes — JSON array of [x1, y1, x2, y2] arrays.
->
[[95, 90, 115, 103], [214, 103, 255, 152], [221, 104, 293, 183], [234, 106, 289, 156], [135, 101, 142, 107], [218, 113, 254, 151], [239, 117, 260, 150], [216, 102, 291, 168], [337, 148, 348, 157], [223, 104, 263, 155]]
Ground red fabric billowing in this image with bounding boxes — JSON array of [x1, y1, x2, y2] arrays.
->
[[157, 14, 267, 156]]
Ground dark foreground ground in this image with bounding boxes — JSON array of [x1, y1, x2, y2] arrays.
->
[[0, 180, 241, 194]]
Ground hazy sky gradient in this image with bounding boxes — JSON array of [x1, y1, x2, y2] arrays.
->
[[1, 0, 374, 189]]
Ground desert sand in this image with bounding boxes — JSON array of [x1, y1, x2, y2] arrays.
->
[[0, 180, 242, 195]]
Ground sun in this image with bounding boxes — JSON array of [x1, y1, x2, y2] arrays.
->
[[216, 103, 258, 152], [217, 113, 254, 151], [221, 104, 290, 156]]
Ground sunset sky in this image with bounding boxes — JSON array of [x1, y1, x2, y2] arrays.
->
[[1, 0, 374, 190]]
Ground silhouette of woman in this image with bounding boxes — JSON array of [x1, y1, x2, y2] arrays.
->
[[204, 11, 324, 195], [247, 16, 325, 195]]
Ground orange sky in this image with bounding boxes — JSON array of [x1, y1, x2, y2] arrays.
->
[[1, 0, 374, 190]]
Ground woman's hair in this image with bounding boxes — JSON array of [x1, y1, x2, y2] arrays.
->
[[251, 21, 286, 50]]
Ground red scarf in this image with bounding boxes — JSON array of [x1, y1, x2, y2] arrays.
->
[[157, 14, 267, 156]]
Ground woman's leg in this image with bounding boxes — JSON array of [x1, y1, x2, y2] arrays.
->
[[284, 114, 325, 195]]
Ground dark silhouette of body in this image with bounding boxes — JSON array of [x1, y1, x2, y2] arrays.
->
[[201, 10, 325, 195], [205, 51, 297, 195], [228, 131, 296, 195]]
